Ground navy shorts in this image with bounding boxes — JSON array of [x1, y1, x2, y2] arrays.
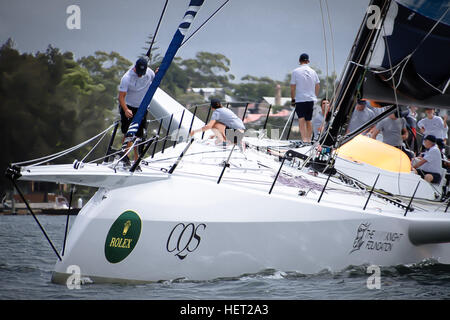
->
[[295, 101, 314, 121], [119, 105, 148, 137], [417, 169, 442, 184]]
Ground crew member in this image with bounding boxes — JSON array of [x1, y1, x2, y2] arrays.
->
[[412, 135, 443, 184], [347, 99, 375, 134], [118, 57, 156, 162], [189, 98, 245, 143], [290, 53, 320, 143], [417, 108, 445, 151]]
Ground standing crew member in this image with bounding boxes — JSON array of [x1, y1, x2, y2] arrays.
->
[[290, 53, 320, 143], [118, 57, 156, 162], [371, 111, 412, 158], [417, 108, 445, 151]]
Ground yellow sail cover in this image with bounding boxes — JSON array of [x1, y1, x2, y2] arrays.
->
[[337, 135, 411, 173]]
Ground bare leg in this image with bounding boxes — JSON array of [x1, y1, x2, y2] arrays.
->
[[212, 122, 227, 143], [121, 136, 138, 162], [305, 120, 312, 143], [133, 146, 139, 161], [298, 118, 309, 143]]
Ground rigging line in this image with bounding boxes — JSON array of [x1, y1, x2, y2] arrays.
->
[[146, 100, 264, 128], [112, 138, 139, 171], [90, 124, 215, 165], [180, 0, 230, 48], [146, 102, 208, 124], [14, 121, 117, 166], [417, 74, 450, 95], [319, 0, 329, 100], [10, 179, 62, 261], [146, 0, 169, 60], [325, 0, 337, 98], [87, 134, 171, 164], [379, 6, 448, 88], [144, 101, 258, 127], [348, 58, 405, 76], [322, 0, 389, 145], [78, 125, 111, 165], [408, 7, 449, 61], [281, 109, 295, 140], [336, 0, 389, 99], [145, 149, 230, 163], [381, 22, 403, 196], [13, 122, 118, 167]]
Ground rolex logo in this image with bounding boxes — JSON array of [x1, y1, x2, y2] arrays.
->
[[123, 220, 132, 235], [105, 211, 142, 264]]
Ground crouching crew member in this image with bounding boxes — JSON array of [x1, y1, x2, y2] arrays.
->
[[412, 135, 443, 184]]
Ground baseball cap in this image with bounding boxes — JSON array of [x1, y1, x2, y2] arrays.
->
[[357, 99, 366, 105], [135, 58, 148, 76], [424, 135, 436, 143], [299, 53, 309, 62], [210, 98, 221, 108]]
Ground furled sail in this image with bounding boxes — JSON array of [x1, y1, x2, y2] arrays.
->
[[321, 0, 449, 148], [361, 0, 450, 108], [126, 0, 205, 138]]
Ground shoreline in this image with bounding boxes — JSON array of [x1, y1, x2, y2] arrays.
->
[[0, 208, 80, 216]]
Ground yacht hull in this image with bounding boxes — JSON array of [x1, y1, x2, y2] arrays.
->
[[50, 173, 450, 284]]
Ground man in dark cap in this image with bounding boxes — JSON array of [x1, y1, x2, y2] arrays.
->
[[412, 135, 443, 183], [290, 53, 320, 143], [189, 98, 245, 143], [118, 57, 157, 162]]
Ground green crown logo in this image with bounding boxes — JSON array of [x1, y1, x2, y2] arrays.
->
[[104, 210, 142, 264]]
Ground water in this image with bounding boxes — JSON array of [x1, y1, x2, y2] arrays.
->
[[1, 215, 450, 300]]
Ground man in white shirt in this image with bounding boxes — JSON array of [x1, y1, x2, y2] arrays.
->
[[412, 135, 442, 184], [290, 53, 320, 143], [417, 108, 445, 150], [118, 57, 156, 161]]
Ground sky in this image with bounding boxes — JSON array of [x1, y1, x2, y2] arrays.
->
[[0, 0, 371, 83]]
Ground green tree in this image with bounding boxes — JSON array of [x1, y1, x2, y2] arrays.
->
[[0, 41, 133, 196], [180, 52, 235, 88], [141, 34, 162, 65], [233, 75, 285, 102]]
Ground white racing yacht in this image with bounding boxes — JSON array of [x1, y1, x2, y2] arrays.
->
[[6, 0, 450, 284]]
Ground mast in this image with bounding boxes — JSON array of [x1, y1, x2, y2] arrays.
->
[[320, 0, 391, 148], [125, 0, 205, 139]]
